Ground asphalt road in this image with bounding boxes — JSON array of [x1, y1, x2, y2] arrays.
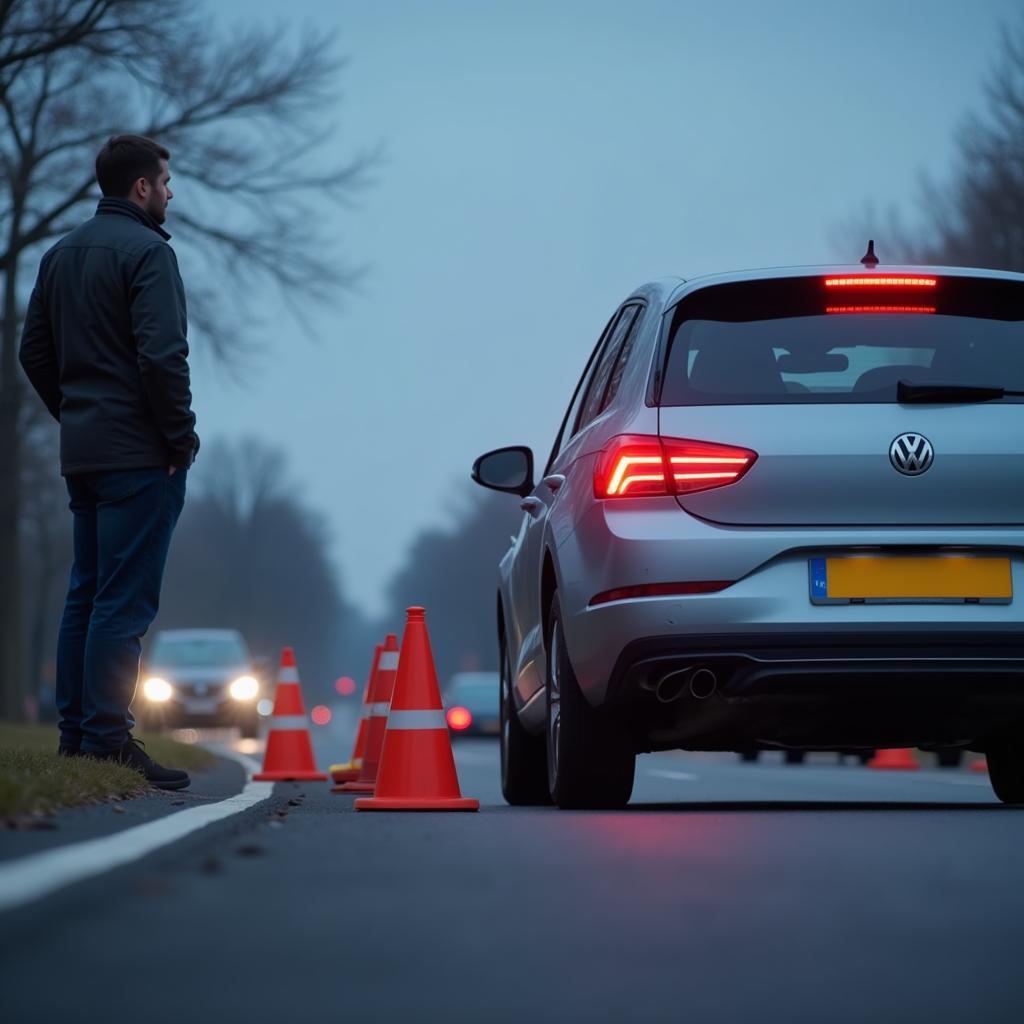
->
[[3, 719, 1023, 1023]]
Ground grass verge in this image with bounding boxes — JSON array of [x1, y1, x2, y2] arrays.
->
[[0, 723, 216, 818]]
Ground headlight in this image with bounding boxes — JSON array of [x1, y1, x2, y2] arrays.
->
[[143, 677, 173, 702], [229, 675, 259, 701]]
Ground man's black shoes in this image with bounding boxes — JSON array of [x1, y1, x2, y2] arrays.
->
[[88, 737, 191, 791]]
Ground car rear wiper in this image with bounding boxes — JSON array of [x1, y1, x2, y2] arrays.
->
[[897, 380, 1024, 403]]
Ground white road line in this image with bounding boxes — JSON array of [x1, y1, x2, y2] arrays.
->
[[647, 769, 699, 782], [0, 745, 273, 915]]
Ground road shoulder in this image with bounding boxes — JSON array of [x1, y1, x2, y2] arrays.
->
[[0, 754, 246, 864]]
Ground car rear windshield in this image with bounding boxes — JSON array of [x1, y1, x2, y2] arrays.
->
[[659, 275, 1024, 405], [150, 636, 248, 667]]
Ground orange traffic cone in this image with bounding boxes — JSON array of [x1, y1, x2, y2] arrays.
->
[[867, 748, 919, 771], [356, 607, 479, 812], [253, 648, 327, 782], [329, 645, 380, 784], [336, 634, 400, 793]]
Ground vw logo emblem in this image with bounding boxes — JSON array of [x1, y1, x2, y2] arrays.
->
[[890, 433, 934, 475]]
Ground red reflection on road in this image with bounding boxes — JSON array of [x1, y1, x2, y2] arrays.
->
[[577, 812, 734, 859], [335, 676, 357, 696], [311, 705, 332, 726]]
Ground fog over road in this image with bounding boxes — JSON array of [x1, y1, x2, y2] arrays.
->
[[3, 727, 1023, 1023]]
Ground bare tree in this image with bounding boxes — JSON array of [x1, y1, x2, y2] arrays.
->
[[0, 0, 158, 95], [18, 399, 69, 720], [0, 0, 373, 717], [840, 13, 1024, 271]]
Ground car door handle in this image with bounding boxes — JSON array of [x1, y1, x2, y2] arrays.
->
[[542, 474, 566, 493], [519, 497, 544, 515]]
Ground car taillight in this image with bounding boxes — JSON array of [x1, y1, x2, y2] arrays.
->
[[594, 435, 757, 499], [447, 706, 472, 731]]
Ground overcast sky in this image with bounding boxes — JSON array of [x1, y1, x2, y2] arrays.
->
[[196, 0, 1019, 617]]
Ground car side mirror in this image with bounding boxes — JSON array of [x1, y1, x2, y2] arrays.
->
[[471, 446, 534, 498]]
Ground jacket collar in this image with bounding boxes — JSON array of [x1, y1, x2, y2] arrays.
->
[[96, 197, 171, 240]]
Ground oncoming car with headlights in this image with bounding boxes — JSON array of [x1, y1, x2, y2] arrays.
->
[[473, 255, 1024, 809], [138, 629, 263, 737]]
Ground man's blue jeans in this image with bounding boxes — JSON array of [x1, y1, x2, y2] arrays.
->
[[56, 467, 187, 753]]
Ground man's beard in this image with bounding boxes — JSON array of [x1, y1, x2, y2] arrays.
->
[[146, 195, 166, 224]]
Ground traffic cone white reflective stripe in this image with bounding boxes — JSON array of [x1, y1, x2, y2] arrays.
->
[[265, 715, 309, 731], [386, 710, 448, 730]]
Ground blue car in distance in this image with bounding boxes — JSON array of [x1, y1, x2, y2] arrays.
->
[[445, 672, 501, 738]]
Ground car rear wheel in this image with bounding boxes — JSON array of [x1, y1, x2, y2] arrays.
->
[[986, 744, 1024, 804], [546, 594, 635, 809], [935, 748, 963, 769], [500, 635, 550, 806]]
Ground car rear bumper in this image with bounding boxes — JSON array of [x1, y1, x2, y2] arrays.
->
[[560, 542, 1024, 704], [608, 629, 1024, 697], [602, 630, 1024, 751]]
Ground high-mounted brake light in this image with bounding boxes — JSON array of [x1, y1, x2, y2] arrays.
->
[[826, 305, 936, 315], [594, 435, 757, 499], [823, 276, 937, 288]]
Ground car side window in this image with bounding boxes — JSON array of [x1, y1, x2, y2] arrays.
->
[[597, 305, 643, 416], [575, 305, 640, 433], [547, 312, 618, 468]]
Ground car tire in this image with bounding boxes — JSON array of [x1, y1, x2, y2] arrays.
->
[[500, 635, 550, 806], [739, 749, 760, 763], [986, 744, 1024, 804], [784, 750, 806, 765], [546, 594, 635, 809]]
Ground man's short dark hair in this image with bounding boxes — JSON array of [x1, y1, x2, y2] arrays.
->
[[95, 135, 170, 198]]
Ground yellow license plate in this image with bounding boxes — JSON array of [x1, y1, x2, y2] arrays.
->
[[809, 556, 1012, 603]]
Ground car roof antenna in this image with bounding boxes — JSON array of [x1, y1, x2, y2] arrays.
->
[[860, 239, 879, 268]]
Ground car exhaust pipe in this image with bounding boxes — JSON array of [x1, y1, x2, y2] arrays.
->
[[655, 663, 720, 704], [655, 668, 692, 704], [654, 666, 719, 704], [688, 667, 718, 700]]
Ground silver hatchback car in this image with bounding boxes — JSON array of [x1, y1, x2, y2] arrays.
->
[[473, 257, 1024, 808]]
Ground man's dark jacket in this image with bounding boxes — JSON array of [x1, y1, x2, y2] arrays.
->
[[19, 198, 199, 474]]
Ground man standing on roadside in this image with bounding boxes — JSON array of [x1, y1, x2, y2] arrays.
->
[[19, 135, 199, 791]]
